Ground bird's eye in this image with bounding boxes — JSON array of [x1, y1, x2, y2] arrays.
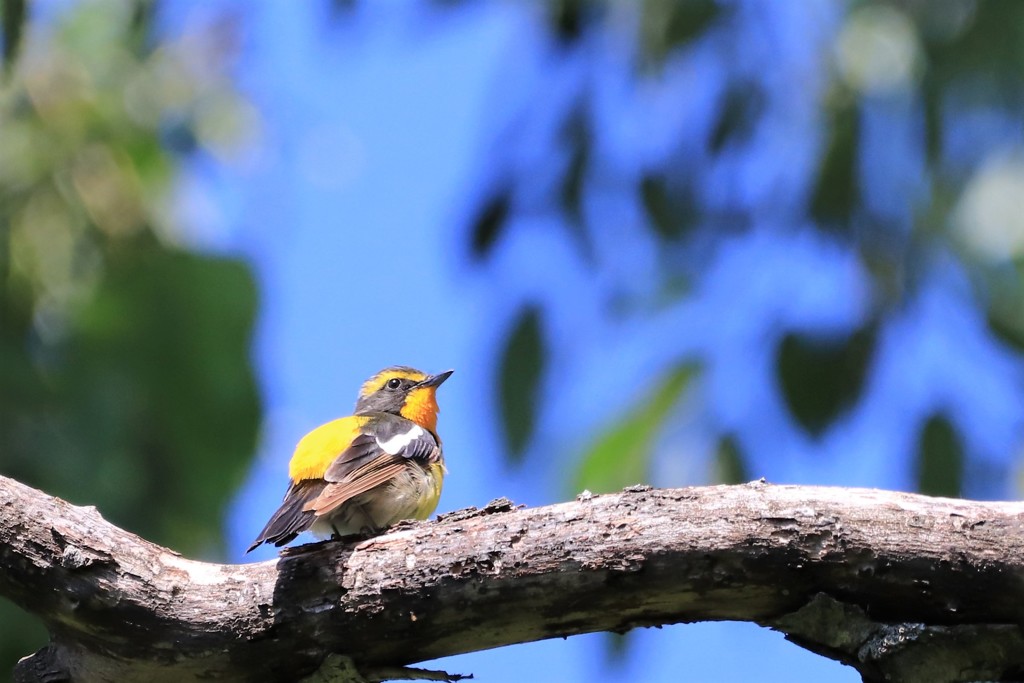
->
[[386, 378, 402, 390]]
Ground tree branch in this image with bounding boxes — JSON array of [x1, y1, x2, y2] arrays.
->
[[2, 474, 1023, 682]]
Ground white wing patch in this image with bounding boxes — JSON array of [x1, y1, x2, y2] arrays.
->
[[377, 425, 427, 455]]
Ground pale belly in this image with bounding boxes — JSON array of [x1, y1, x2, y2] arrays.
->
[[310, 461, 444, 537]]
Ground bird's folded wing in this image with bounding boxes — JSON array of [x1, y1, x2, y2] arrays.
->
[[322, 432, 383, 482], [303, 416, 439, 517], [304, 456, 406, 516]]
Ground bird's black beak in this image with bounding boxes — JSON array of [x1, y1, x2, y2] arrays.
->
[[419, 369, 454, 388]]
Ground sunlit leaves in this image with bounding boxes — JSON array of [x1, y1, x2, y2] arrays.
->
[[572, 362, 698, 495], [0, 2, 257, 672], [835, 5, 922, 96], [0, 0, 259, 549], [916, 414, 963, 497], [499, 306, 546, 461], [776, 326, 875, 438]]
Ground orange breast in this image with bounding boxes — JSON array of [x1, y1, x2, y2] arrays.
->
[[400, 387, 440, 433]]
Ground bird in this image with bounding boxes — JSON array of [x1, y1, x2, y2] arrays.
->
[[247, 366, 453, 552]]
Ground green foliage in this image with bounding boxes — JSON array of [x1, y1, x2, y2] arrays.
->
[[467, 0, 1024, 495], [546, 0, 598, 45], [714, 433, 748, 485], [916, 414, 964, 497], [917, 0, 1024, 85], [810, 90, 860, 230], [572, 362, 698, 495], [913, 0, 1024, 348], [4, 244, 259, 551], [640, 175, 700, 241], [447, 0, 1024, 501], [708, 82, 765, 154], [560, 104, 593, 255], [469, 191, 510, 260], [986, 260, 1024, 351], [63, 248, 259, 549], [639, 0, 723, 69], [1, 0, 26, 74], [776, 325, 876, 438], [498, 306, 545, 460], [0, 0, 258, 674]]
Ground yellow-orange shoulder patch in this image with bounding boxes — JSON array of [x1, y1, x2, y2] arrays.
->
[[288, 415, 369, 482]]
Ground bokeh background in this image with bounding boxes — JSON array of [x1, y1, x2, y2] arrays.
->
[[3, 1, 1024, 680]]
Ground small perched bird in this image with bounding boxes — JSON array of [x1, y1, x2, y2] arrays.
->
[[248, 366, 453, 552]]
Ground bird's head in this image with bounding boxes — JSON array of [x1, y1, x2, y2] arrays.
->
[[355, 366, 453, 431]]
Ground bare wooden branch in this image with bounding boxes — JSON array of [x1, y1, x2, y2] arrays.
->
[[2, 474, 1024, 683]]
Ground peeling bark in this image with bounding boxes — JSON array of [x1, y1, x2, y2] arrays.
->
[[2, 475, 1023, 682]]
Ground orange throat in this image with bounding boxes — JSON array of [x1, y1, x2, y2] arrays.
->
[[401, 387, 440, 433]]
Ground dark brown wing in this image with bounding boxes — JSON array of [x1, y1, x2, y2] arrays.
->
[[246, 479, 326, 552], [304, 457, 406, 516], [322, 432, 387, 482]]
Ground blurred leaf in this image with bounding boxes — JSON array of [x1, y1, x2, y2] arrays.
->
[[640, 174, 699, 241], [708, 81, 765, 154], [330, 0, 358, 14], [986, 310, 1024, 354], [547, 0, 594, 44], [916, 414, 963, 497], [921, 79, 943, 166], [469, 191, 510, 261], [572, 361, 699, 494], [66, 247, 261, 551], [561, 117, 588, 224], [0, 602, 46, 676], [560, 104, 593, 258], [916, 2, 1024, 164], [809, 92, 860, 229], [498, 305, 545, 461], [129, 0, 154, 31], [984, 260, 1024, 353], [776, 325, 876, 438], [640, 0, 722, 67], [0, 0, 256, 674], [1, 0, 26, 74], [602, 630, 632, 666], [917, 0, 1024, 85], [714, 433, 748, 484], [161, 119, 200, 155]]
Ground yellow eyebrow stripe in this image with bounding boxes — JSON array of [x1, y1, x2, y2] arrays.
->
[[360, 369, 428, 397]]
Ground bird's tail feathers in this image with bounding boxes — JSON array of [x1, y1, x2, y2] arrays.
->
[[246, 479, 325, 552]]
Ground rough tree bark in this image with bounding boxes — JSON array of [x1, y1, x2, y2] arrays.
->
[[1, 473, 1023, 683]]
